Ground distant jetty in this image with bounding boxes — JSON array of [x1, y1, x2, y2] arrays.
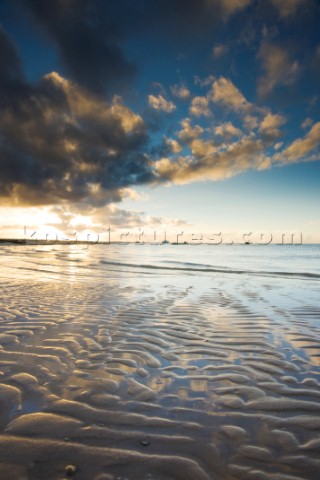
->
[[0, 239, 27, 244], [0, 239, 101, 245]]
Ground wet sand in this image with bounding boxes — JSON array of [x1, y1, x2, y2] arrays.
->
[[0, 245, 320, 479]]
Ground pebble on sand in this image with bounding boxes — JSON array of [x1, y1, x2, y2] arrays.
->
[[65, 464, 77, 475], [140, 438, 151, 447]]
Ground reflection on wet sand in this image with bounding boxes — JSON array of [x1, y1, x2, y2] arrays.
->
[[0, 245, 320, 479]]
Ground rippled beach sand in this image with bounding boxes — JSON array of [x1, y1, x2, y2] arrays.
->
[[0, 244, 320, 480]]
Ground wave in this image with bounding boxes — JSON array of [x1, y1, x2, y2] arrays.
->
[[99, 260, 320, 280]]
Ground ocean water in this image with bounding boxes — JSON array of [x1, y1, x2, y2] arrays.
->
[[0, 244, 320, 479], [1, 243, 320, 282]]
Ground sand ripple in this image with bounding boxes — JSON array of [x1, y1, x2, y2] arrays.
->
[[0, 249, 319, 479]]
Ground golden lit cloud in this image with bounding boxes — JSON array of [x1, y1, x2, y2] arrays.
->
[[215, 122, 242, 139], [148, 94, 176, 113], [209, 76, 249, 111], [154, 135, 267, 185], [177, 118, 204, 143], [258, 43, 300, 98], [276, 122, 320, 163], [189, 96, 211, 117], [165, 138, 183, 153], [47, 73, 144, 134], [259, 113, 286, 140], [190, 139, 217, 157], [170, 83, 191, 99]]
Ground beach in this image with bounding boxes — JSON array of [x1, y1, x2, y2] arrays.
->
[[0, 244, 320, 480]]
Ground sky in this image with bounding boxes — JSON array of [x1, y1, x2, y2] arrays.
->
[[0, 0, 319, 243]]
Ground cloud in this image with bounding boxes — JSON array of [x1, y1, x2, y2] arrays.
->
[[153, 77, 293, 186], [212, 44, 228, 58], [15, 0, 252, 94], [190, 139, 217, 158], [0, 28, 24, 87], [273, 141, 283, 150], [220, 0, 252, 15], [170, 83, 190, 99], [189, 96, 211, 117], [301, 117, 314, 129], [3, 21, 314, 215], [209, 0, 253, 18], [238, 21, 257, 47], [18, 0, 136, 94], [165, 138, 183, 154], [215, 122, 242, 139], [311, 45, 320, 80], [152, 72, 318, 187], [209, 76, 249, 111], [88, 205, 190, 231], [152, 85, 318, 186], [177, 118, 204, 143], [154, 134, 267, 184], [1, 5, 318, 220], [151, 82, 167, 96], [270, 0, 306, 17], [276, 122, 320, 163], [259, 113, 286, 140], [7, 202, 189, 238], [148, 95, 176, 113], [258, 43, 301, 98], [243, 115, 259, 130], [0, 31, 151, 207], [137, 0, 253, 40]]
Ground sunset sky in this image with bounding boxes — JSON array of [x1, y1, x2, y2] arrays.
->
[[0, 0, 319, 242]]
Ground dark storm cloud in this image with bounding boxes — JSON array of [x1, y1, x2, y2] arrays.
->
[[0, 28, 152, 206], [134, 0, 252, 35], [0, 28, 24, 87], [16, 0, 253, 94], [148, 0, 250, 33], [17, 0, 136, 94]]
